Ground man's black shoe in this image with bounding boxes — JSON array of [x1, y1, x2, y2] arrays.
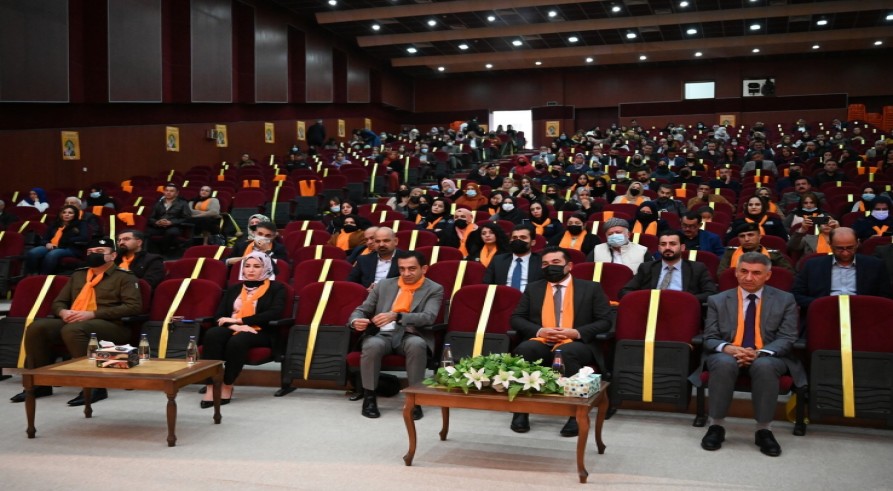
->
[[560, 417, 579, 437], [10, 386, 53, 403], [510, 412, 530, 433], [361, 390, 380, 418], [412, 405, 423, 420], [701, 425, 725, 451], [67, 388, 108, 407], [755, 429, 782, 457]]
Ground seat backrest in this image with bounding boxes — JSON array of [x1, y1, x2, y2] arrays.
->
[[425, 260, 487, 299], [415, 246, 464, 264], [284, 230, 332, 255], [148, 278, 222, 320], [570, 262, 633, 303], [807, 296, 893, 353], [0, 231, 25, 256], [284, 220, 327, 234], [687, 250, 720, 282], [182, 245, 232, 259], [164, 258, 228, 287], [232, 190, 267, 208], [615, 290, 702, 342], [8, 275, 70, 317], [446, 284, 521, 334], [859, 235, 893, 256], [290, 245, 346, 266], [395, 229, 439, 249], [291, 258, 354, 293], [295, 281, 368, 325]]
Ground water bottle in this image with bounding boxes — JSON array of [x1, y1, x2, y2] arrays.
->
[[87, 333, 99, 361], [138, 334, 150, 364], [552, 349, 566, 377], [186, 336, 198, 366], [441, 343, 454, 368]]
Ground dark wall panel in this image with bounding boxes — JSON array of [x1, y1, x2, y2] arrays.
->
[[255, 10, 287, 102], [0, 0, 69, 102], [108, 0, 163, 102], [347, 56, 370, 103], [380, 71, 412, 111], [305, 33, 332, 102], [287, 26, 306, 103], [162, 0, 191, 103], [233, 1, 254, 103], [191, 0, 232, 102], [333, 49, 347, 104]]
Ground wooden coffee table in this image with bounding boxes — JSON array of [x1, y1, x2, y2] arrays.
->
[[402, 382, 609, 483], [21, 358, 224, 447]]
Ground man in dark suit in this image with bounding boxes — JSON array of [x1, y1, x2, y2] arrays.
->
[[115, 230, 165, 289], [874, 243, 893, 292], [346, 226, 378, 264], [483, 223, 542, 291], [619, 230, 717, 303], [692, 252, 804, 457], [680, 212, 725, 257], [510, 246, 612, 437], [347, 227, 403, 289], [792, 227, 891, 318]]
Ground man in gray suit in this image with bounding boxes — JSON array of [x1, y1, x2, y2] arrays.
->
[[693, 252, 804, 457], [348, 250, 443, 420]]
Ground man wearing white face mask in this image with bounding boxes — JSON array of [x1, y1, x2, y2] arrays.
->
[[587, 218, 652, 273]]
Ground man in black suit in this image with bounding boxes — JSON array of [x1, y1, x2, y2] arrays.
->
[[792, 227, 891, 319], [347, 227, 403, 289], [483, 224, 542, 291], [115, 230, 165, 289], [874, 243, 893, 292], [346, 226, 378, 264], [619, 230, 717, 303], [510, 246, 612, 437]]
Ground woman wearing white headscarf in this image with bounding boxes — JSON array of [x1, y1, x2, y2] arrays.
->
[[200, 251, 286, 408]]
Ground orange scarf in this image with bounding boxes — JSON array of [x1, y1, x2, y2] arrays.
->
[[457, 223, 478, 257], [119, 253, 135, 270], [632, 221, 657, 236], [242, 241, 256, 257], [873, 225, 890, 236], [856, 201, 866, 213], [391, 277, 426, 313], [335, 231, 352, 251], [235, 279, 271, 332], [558, 230, 585, 251], [533, 218, 551, 237], [730, 246, 769, 269], [767, 202, 779, 214], [50, 227, 64, 246], [118, 213, 136, 226], [426, 216, 443, 230], [71, 268, 105, 311], [479, 244, 498, 267], [195, 199, 211, 212], [298, 180, 317, 197], [815, 234, 831, 254], [534, 279, 575, 350], [733, 288, 763, 349], [745, 215, 768, 236], [620, 196, 645, 205]]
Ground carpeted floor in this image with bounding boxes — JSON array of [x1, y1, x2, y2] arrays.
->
[[0, 376, 891, 490]]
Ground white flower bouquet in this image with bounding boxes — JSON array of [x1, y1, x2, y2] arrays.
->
[[423, 353, 563, 401]]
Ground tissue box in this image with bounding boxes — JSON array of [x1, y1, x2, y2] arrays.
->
[[95, 347, 138, 369], [562, 372, 601, 398]]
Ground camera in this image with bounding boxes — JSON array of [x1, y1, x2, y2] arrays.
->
[[811, 216, 829, 226]]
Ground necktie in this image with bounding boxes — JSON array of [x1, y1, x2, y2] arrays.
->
[[658, 265, 675, 290], [553, 285, 563, 327], [511, 257, 523, 290], [742, 293, 757, 349]]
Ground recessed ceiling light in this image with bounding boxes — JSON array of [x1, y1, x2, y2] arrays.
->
[[585, 57, 594, 63], [371, 24, 380, 31], [627, 32, 638, 39], [752, 48, 761, 53], [512, 39, 523, 46], [887, 13, 893, 21], [875, 40, 884, 46], [679, 1, 689, 7], [639, 55, 647, 60], [548, 10, 557, 18], [694, 51, 703, 57], [816, 19, 828, 26], [406, 47, 417, 54], [437, 66, 445, 72], [485, 63, 493, 69], [487, 15, 496, 22], [750, 23, 761, 31], [812, 44, 820, 49], [687, 28, 697, 35], [458, 43, 469, 50], [611, 5, 621, 13], [568, 36, 579, 43], [535, 61, 542, 66], [328, 0, 336, 5]]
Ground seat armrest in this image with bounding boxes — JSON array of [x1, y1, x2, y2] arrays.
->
[[269, 318, 295, 328], [691, 333, 704, 346], [595, 331, 615, 342], [121, 314, 149, 324], [423, 323, 447, 332]]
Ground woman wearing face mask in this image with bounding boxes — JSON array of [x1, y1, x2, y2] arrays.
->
[[755, 187, 782, 217], [853, 196, 893, 241], [439, 208, 479, 257], [327, 215, 366, 251], [465, 222, 510, 267], [726, 196, 789, 243], [783, 192, 826, 232], [547, 212, 599, 255], [630, 201, 667, 236], [225, 221, 288, 270], [455, 182, 488, 211], [851, 184, 880, 213], [25, 205, 87, 275], [589, 176, 617, 203], [17, 187, 50, 213], [439, 179, 462, 201], [613, 181, 646, 205], [492, 196, 524, 224], [84, 185, 116, 211], [526, 201, 563, 240], [200, 252, 286, 408]]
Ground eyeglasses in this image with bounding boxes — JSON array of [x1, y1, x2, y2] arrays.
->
[[831, 245, 857, 252]]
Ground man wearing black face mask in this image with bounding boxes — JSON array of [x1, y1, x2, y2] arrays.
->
[[509, 246, 612, 437], [11, 237, 142, 405], [483, 224, 542, 290]]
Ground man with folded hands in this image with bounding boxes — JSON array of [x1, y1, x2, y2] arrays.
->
[[509, 246, 612, 437], [11, 237, 142, 406]]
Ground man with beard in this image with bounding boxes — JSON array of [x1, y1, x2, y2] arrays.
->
[[619, 230, 716, 303], [347, 227, 404, 289], [654, 184, 687, 216]]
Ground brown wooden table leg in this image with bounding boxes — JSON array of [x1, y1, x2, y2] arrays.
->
[[575, 406, 590, 484], [24, 376, 36, 439], [402, 392, 417, 466], [212, 371, 222, 424], [166, 391, 178, 447], [83, 388, 93, 418], [439, 407, 450, 441], [594, 393, 608, 455]]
